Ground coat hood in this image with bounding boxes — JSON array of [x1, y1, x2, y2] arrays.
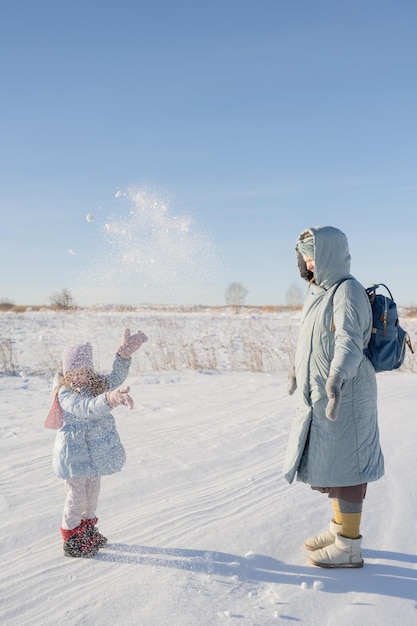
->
[[296, 226, 351, 289]]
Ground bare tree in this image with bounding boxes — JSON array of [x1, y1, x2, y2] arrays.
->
[[0, 298, 15, 311], [225, 282, 248, 311], [50, 288, 75, 309], [285, 283, 303, 308]]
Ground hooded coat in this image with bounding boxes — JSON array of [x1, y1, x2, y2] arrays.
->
[[52, 355, 129, 479], [283, 226, 384, 487]]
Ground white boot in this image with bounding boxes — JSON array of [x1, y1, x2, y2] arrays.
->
[[304, 520, 342, 551], [308, 534, 364, 568]]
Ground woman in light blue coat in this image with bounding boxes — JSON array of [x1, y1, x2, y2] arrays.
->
[[48, 329, 147, 558], [283, 226, 384, 568]]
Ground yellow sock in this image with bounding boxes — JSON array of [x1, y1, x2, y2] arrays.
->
[[332, 499, 342, 525], [339, 512, 362, 539]]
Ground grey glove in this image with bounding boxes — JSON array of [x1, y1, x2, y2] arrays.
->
[[325, 376, 344, 421], [287, 366, 297, 396]]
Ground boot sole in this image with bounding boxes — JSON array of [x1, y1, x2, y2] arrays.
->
[[64, 551, 99, 558], [308, 556, 364, 568]]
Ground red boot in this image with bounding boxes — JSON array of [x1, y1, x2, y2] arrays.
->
[[61, 524, 100, 558], [80, 517, 108, 547]]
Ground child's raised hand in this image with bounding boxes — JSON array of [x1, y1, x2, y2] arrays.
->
[[106, 386, 134, 410], [117, 328, 148, 359]]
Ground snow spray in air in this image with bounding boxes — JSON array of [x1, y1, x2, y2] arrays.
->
[[76, 186, 222, 306]]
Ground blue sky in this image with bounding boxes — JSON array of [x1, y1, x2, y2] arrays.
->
[[1, 1, 416, 306]]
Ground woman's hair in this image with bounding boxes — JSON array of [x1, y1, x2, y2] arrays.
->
[[299, 229, 313, 241], [58, 370, 109, 396]]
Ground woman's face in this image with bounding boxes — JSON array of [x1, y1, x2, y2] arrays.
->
[[302, 254, 315, 273]]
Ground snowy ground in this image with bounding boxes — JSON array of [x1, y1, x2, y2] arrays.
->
[[1, 309, 416, 625]]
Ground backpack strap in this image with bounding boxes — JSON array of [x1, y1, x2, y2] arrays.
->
[[366, 283, 394, 301], [329, 277, 354, 332], [366, 283, 392, 336]]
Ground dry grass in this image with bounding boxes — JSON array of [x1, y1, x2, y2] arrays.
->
[[0, 303, 296, 314], [1, 305, 416, 376], [0, 338, 17, 375], [0, 307, 299, 376]]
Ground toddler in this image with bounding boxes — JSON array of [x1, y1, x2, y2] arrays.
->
[[46, 328, 147, 558]]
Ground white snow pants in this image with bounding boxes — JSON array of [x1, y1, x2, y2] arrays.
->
[[62, 477, 101, 530]]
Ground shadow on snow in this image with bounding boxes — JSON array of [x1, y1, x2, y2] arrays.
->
[[95, 543, 417, 602]]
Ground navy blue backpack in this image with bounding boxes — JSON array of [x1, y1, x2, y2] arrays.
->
[[364, 283, 413, 372], [332, 281, 414, 372]]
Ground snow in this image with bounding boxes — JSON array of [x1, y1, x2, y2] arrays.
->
[[1, 308, 416, 626], [70, 187, 223, 309]]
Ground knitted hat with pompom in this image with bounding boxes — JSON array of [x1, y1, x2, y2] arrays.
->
[[62, 342, 94, 373]]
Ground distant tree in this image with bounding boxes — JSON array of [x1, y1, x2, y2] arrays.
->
[[225, 282, 248, 311], [50, 288, 75, 309], [285, 283, 303, 308], [0, 298, 15, 311]]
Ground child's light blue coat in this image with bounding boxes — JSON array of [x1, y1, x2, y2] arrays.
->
[[52, 355, 130, 479]]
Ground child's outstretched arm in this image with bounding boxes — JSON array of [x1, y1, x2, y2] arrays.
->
[[59, 385, 134, 419], [106, 329, 148, 390]]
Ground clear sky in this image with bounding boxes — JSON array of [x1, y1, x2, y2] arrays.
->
[[1, 0, 417, 307]]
